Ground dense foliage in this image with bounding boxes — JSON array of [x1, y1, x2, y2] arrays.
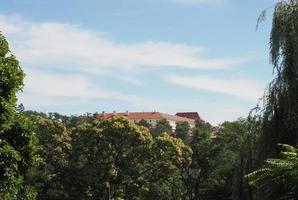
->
[[246, 144, 298, 200], [247, 1, 298, 199], [0, 32, 40, 199], [17, 111, 252, 200], [256, 0, 298, 161]]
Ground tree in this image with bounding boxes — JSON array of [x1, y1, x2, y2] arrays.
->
[[214, 119, 255, 200], [68, 116, 154, 199], [246, 2, 298, 199], [16, 103, 25, 113], [256, 0, 298, 161], [32, 116, 72, 200], [0, 32, 40, 199], [174, 121, 190, 140], [246, 144, 298, 200], [181, 120, 220, 200], [23, 110, 48, 119], [148, 133, 192, 199], [59, 116, 192, 200], [153, 119, 173, 136], [136, 119, 152, 129], [0, 32, 24, 132]]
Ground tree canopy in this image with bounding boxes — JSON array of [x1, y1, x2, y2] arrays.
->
[[0, 32, 40, 199]]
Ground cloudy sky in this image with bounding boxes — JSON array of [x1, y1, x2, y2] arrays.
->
[[0, 0, 278, 124]]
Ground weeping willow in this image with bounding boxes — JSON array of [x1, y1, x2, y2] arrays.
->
[[255, 0, 298, 161]]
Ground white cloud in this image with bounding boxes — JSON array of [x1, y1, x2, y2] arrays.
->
[[115, 75, 143, 86], [163, 0, 225, 5], [0, 14, 249, 77], [24, 70, 102, 98], [0, 14, 259, 124], [20, 70, 176, 108], [22, 70, 137, 101], [18, 70, 176, 116], [17, 70, 255, 125], [19, 70, 168, 110], [0, 16, 24, 34], [165, 74, 265, 102]]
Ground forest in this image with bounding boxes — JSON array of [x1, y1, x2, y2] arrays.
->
[[0, 0, 297, 199]]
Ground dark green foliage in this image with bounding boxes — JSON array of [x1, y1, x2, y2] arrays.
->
[[48, 112, 87, 127], [23, 110, 48, 119], [33, 116, 71, 200], [24, 112, 264, 200], [181, 120, 220, 200], [174, 121, 190, 140], [237, 3, 298, 200], [215, 119, 256, 200], [28, 115, 192, 199], [0, 140, 22, 199], [153, 118, 173, 136], [0, 32, 40, 199], [179, 119, 256, 200], [16, 103, 25, 113], [136, 119, 152, 129], [246, 144, 298, 200], [256, 0, 298, 161], [246, 2, 298, 199], [71, 117, 154, 199], [0, 33, 24, 133]]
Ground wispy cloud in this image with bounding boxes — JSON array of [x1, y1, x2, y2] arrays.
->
[[162, 0, 225, 5], [1, 14, 258, 124], [23, 70, 137, 101], [0, 14, 249, 76], [19, 70, 194, 115], [165, 74, 265, 102], [18, 69, 255, 125]]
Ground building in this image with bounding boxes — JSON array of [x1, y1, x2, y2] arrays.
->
[[175, 112, 201, 121], [95, 111, 196, 130]]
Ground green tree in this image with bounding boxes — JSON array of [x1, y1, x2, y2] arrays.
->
[[16, 103, 25, 113], [0, 33, 24, 132], [0, 32, 40, 199], [256, 0, 298, 161], [214, 119, 255, 200], [147, 133, 192, 199], [246, 2, 298, 199], [63, 117, 192, 200], [23, 110, 48, 119], [136, 119, 152, 129], [68, 117, 153, 199], [32, 116, 72, 200], [246, 144, 298, 200], [181, 120, 220, 200], [174, 121, 190, 140], [153, 119, 173, 136]]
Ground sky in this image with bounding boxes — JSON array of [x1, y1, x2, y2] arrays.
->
[[0, 0, 279, 124]]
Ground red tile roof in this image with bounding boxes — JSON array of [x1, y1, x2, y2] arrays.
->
[[175, 112, 201, 121], [160, 113, 195, 125]]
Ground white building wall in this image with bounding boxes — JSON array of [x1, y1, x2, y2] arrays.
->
[[168, 120, 176, 131]]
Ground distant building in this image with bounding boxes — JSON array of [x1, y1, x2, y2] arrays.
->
[[95, 111, 196, 130], [175, 112, 201, 121]]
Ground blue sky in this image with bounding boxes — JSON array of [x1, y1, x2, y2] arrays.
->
[[0, 0, 279, 124]]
